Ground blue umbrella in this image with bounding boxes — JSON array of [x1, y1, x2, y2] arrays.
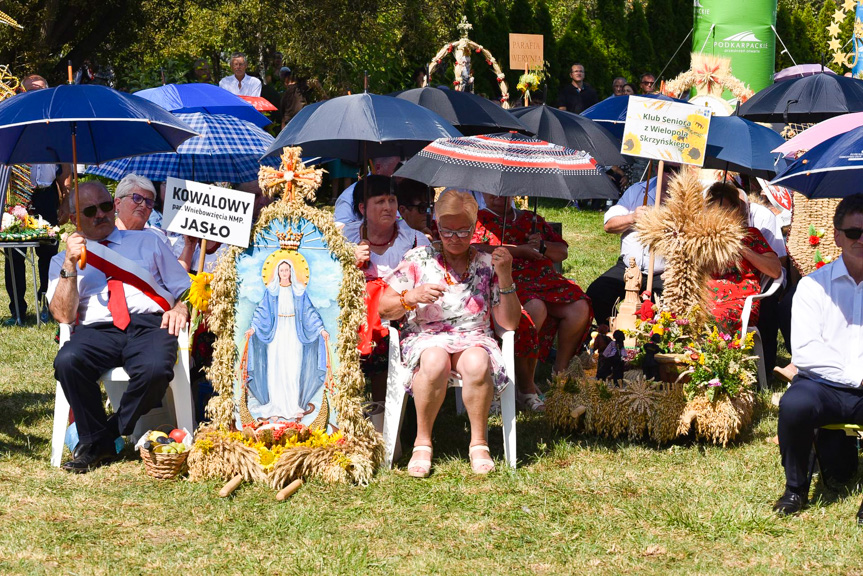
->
[[703, 115, 786, 178], [86, 113, 280, 183], [262, 93, 461, 164], [391, 86, 527, 136], [134, 83, 271, 128], [0, 84, 197, 165], [771, 127, 863, 198], [582, 94, 689, 139]]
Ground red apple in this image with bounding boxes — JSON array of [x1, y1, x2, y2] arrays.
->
[[168, 429, 187, 444]]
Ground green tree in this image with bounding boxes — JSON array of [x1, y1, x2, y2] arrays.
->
[[626, 0, 655, 84], [556, 5, 609, 99], [535, 0, 559, 103]]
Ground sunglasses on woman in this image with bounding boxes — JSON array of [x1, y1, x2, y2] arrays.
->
[[838, 227, 863, 240], [439, 227, 472, 239], [81, 201, 115, 218], [124, 192, 155, 209]]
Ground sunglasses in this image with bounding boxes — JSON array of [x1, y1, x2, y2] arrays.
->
[[838, 227, 863, 240], [81, 201, 114, 218], [641, 80, 655, 86], [123, 192, 155, 209], [406, 203, 429, 212], [439, 227, 472, 239]]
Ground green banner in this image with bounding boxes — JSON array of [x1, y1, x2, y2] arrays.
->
[[692, 0, 777, 96]]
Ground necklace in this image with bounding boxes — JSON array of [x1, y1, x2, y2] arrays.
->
[[439, 246, 474, 286], [363, 223, 398, 247]]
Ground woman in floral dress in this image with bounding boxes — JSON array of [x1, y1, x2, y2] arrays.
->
[[471, 193, 593, 412], [705, 183, 781, 334], [380, 190, 521, 477]]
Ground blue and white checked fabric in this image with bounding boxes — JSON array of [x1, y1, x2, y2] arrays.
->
[[86, 113, 280, 183]]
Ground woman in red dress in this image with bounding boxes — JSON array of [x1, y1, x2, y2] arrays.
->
[[705, 183, 781, 334], [472, 193, 593, 411]]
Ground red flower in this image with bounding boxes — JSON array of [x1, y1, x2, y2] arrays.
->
[[446, 45, 453, 53], [809, 235, 820, 246], [815, 261, 826, 269], [486, 60, 492, 66], [476, 48, 482, 53], [496, 77, 503, 83]]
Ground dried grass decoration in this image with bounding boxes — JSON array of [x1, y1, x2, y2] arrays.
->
[[189, 147, 382, 492], [663, 53, 753, 103]]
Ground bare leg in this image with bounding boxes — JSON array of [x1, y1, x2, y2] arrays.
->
[[453, 347, 494, 473], [410, 347, 450, 474], [516, 299, 547, 394], [548, 299, 591, 374]]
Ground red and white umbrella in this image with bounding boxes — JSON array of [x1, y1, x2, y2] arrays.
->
[[238, 95, 277, 112]]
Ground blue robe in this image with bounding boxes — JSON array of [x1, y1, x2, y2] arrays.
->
[[246, 288, 327, 411]]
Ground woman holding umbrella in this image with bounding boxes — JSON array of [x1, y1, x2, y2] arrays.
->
[[472, 193, 593, 411]]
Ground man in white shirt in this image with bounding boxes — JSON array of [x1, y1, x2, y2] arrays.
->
[[48, 182, 190, 473], [585, 168, 676, 325], [218, 52, 262, 97], [774, 194, 863, 518]]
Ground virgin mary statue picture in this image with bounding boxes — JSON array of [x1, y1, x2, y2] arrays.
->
[[244, 257, 329, 420]]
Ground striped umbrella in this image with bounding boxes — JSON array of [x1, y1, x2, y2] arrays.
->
[[86, 112, 280, 183], [394, 131, 618, 201]]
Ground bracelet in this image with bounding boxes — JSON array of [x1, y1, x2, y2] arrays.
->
[[399, 290, 416, 311], [500, 283, 517, 295]]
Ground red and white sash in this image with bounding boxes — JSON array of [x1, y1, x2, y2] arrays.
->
[[86, 241, 175, 311]]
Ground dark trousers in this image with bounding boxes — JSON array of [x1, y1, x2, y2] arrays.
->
[[4, 186, 59, 317], [54, 314, 178, 445], [778, 376, 863, 494], [586, 256, 665, 326]]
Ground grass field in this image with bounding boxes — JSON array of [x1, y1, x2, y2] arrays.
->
[[2, 204, 863, 576]]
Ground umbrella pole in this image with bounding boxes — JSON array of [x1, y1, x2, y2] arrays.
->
[[532, 196, 538, 235], [501, 200, 508, 244], [426, 185, 432, 231], [71, 122, 86, 269], [645, 160, 665, 294]]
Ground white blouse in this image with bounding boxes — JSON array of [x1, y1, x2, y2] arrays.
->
[[342, 220, 429, 280]]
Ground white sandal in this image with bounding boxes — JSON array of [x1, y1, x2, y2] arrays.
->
[[407, 445, 432, 478], [516, 390, 546, 412], [469, 444, 495, 475]]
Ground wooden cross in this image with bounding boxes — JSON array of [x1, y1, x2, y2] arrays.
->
[[635, 170, 744, 327]]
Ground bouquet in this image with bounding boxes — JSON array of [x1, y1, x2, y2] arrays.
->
[[626, 308, 699, 366], [0, 205, 59, 241], [516, 64, 547, 103], [683, 327, 757, 401]]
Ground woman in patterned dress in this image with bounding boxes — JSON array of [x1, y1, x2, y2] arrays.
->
[[705, 182, 781, 334], [472, 193, 593, 412], [379, 190, 521, 477]]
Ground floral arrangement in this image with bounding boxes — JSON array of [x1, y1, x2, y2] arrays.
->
[[0, 205, 59, 241], [808, 224, 824, 246], [626, 308, 699, 366], [684, 327, 757, 402], [516, 65, 546, 103]]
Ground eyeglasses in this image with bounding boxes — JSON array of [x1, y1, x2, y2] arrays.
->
[[123, 192, 155, 209], [81, 201, 115, 218], [838, 227, 863, 240], [406, 203, 429, 212], [641, 80, 655, 86], [439, 227, 472, 239]]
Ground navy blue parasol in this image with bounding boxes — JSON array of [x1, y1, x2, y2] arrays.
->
[[771, 126, 863, 198], [703, 115, 786, 178], [391, 86, 527, 136]]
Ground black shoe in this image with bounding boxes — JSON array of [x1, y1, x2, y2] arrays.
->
[[773, 489, 807, 516], [61, 438, 118, 474], [856, 499, 863, 526]]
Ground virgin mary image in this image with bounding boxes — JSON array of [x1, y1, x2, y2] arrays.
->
[[245, 259, 329, 420]]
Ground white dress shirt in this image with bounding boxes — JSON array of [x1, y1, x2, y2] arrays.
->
[[218, 74, 261, 97], [46, 228, 191, 325], [343, 220, 429, 280], [334, 182, 360, 225], [603, 178, 666, 274], [30, 164, 58, 188], [748, 202, 787, 258], [791, 255, 863, 388]]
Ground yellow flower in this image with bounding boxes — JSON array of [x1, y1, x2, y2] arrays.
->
[[698, 353, 705, 365], [188, 271, 213, 312], [652, 325, 665, 336]]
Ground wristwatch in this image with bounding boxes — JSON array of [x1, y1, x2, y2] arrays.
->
[[539, 240, 547, 255], [59, 267, 77, 279]]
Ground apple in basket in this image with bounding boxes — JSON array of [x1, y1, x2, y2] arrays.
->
[[168, 429, 187, 444]]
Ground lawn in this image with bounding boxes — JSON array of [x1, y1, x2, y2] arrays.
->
[[2, 204, 863, 576]]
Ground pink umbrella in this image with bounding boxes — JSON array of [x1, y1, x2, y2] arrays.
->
[[774, 64, 836, 82], [772, 112, 863, 158]]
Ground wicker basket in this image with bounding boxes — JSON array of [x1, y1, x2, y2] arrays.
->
[[787, 192, 840, 276], [140, 447, 189, 480]]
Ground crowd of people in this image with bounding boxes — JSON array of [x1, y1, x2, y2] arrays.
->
[[3, 54, 863, 522]]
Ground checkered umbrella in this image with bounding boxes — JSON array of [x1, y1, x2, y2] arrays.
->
[[86, 112, 280, 183], [394, 131, 618, 200]]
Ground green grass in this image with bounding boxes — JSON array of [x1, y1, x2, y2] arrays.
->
[[1, 208, 862, 575]]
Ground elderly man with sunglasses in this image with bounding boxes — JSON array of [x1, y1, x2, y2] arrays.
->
[[47, 181, 190, 473], [773, 194, 863, 520]]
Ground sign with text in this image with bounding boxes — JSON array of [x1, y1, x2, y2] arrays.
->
[[163, 177, 254, 248], [621, 97, 712, 166], [509, 33, 544, 70]]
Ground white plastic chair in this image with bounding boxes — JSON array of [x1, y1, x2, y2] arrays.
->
[[382, 324, 517, 469], [739, 268, 785, 390], [50, 323, 194, 467]]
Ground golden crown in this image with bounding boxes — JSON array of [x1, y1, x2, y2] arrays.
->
[[276, 230, 303, 251]]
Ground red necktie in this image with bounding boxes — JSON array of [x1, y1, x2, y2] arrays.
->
[[101, 241, 130, 330]]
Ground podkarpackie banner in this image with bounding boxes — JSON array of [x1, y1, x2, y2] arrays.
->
[[692, 0, 777, 96]]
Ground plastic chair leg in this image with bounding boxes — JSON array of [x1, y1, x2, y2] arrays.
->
[[500, 382, 517, 468], [50, 383, 71, 467], [382, 383, 408, 469]]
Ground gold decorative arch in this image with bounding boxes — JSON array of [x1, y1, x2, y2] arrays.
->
[[425, 16, 512, 109]]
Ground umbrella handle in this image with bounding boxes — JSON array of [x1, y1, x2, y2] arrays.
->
[[78, 246, 87, 269]]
